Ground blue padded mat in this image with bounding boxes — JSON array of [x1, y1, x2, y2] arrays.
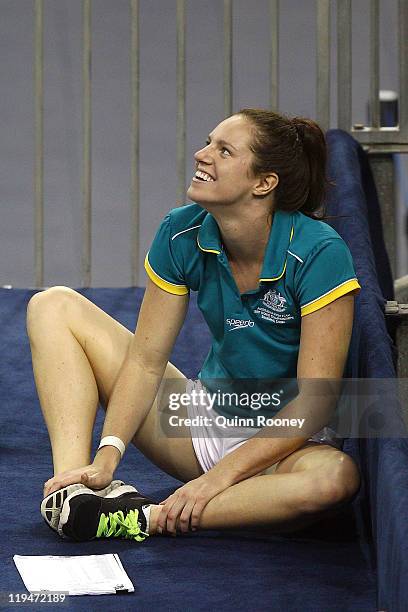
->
[[0, 287, 376, 612], [326, 129, 408, 612]]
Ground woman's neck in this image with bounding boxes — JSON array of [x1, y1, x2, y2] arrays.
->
[[211, 206, 273, 266]]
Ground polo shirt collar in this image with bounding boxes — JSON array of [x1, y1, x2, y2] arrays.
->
[[197, 209, 294, 281], [260, 210, 294, 282], [197, 212, 222, 255]]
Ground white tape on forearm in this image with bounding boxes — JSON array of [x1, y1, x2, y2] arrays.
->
[[98, 436, 126, 458]]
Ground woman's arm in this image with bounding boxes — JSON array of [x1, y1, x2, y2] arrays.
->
[[209, 293, 355, 485], [95, 278, 189, 471]]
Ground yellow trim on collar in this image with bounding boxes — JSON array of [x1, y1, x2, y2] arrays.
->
[[144, 254, 189, 295], [196, 236, 221, 255], [259, 224, 294, 282], [259, 260, 287, 283], [300, 279, 361, 316]]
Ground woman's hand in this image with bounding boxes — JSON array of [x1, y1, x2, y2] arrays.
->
[[43, 464, 114, 498], [157, 473, 229, 535]]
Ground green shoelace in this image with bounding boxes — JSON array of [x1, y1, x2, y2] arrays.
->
[[96, 509, 148, 542]]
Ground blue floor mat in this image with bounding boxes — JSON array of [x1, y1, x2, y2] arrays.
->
[[0, 287, 376, 611]]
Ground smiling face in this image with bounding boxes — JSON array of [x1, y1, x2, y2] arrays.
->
[[186, 114, 278, 210]]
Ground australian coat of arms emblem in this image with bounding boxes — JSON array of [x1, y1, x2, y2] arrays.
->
[[262, 289, 287, 313]]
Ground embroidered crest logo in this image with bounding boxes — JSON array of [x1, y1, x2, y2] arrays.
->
[[262, 289, 287, 313], [253, 289, 294, 324]]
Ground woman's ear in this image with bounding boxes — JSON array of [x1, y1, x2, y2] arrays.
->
[[253, 173, 279, 197]]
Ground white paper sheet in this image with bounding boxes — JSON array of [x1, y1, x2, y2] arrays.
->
[[13, 554, 134, 596]]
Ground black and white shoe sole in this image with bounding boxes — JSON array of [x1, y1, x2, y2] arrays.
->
[[41, 484, 92, 532], [40, 480, 127, 532]]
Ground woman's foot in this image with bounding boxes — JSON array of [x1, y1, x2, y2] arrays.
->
[[58, 486, 156, 541], [40, 480, 129, 532]]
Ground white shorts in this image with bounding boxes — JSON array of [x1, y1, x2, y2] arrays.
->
[[185, 379, 343, 473]]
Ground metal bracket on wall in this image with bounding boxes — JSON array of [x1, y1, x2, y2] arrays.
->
[[385, 300, 408, 315], [385, 300, 408, 379]]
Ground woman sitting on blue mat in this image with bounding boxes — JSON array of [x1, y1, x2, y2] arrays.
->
[[28, 108, 361, 542]]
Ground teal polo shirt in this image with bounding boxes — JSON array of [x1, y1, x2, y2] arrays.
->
[[145, 203, 360, 418]]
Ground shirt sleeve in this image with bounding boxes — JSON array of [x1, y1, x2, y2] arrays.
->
[[144, 214, 189, 295], [295, 238, 361, 316]]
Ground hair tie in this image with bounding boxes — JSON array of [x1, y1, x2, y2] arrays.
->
[[293, 122, 301, 144]]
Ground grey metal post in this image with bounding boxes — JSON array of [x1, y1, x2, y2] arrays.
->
[[369, 155, 396, 276], [176, 0, 186, 207], [82, 0, 92, 287], [130, 0, 140, 285], [316, 0, 331, 131], [270, 0, 279, 111], [370, 0, 380, 128], [34, 0, 44, 288], [399, 0, 408, 142], [337, 0, 352, 131], [223, 0, 232, 117]]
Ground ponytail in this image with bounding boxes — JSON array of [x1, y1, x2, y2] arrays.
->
[[238, 108, 334, 220]]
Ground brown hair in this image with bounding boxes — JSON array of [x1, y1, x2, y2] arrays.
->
[[238, 108, 334, 220]]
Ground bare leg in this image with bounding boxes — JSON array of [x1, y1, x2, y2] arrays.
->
[[27, 286, 203, 482], [148, 444, 360, 533], [27, 288, 100, 472]]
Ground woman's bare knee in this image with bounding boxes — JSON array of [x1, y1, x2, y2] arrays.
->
[[27, 286, 133, 407], [302, 455, 360, 514], [27, 286, 78, 333]]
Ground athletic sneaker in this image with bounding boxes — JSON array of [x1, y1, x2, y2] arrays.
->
[[41, 480, 131, 532], [58, 486, 156, 542]]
